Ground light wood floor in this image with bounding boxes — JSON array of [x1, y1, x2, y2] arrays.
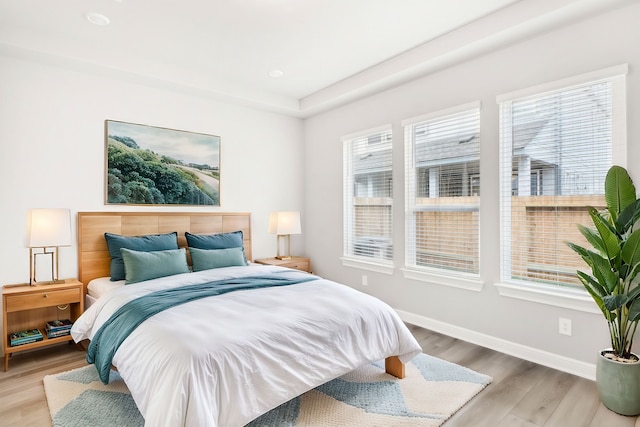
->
[[0, 325, 638, 427]]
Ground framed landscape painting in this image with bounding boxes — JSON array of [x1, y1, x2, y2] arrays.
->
[[105, 120, 220, 206]]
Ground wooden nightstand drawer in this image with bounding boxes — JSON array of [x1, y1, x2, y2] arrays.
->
[[254, 256, 311, 273], [5, 288, 81, 312], [280, 260, 309, 272]]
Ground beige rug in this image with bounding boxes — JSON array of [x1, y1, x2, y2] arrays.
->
[[44, 353, 491, 426]]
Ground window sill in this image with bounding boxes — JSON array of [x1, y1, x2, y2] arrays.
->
[[494, 281, 599, 314], [401, 267, 484, 292], [340, 257, 394, 275]]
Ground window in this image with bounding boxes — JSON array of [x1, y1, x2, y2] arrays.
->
[[404, 103, 481, 275], [499, 66, 627, 291], [343, 126, 393, 266]]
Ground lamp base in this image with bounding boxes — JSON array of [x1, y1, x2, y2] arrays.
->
[[275, 234, 293, 261]]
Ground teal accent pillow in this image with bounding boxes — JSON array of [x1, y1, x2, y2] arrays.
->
[[120, 248, 190, 285], [185, 231, 248, 264], [105, 232, 179, 281], [189, 247, 246, 272]]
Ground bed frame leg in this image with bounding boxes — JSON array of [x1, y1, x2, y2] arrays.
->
[[385, 356, 405, 379]]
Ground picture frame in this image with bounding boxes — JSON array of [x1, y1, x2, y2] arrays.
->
[[105, 120, 220, 206]]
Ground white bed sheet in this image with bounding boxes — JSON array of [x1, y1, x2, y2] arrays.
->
[[72, 265, 422, 427], [87, 277, 125, 299], [85, 277, 125, 309]]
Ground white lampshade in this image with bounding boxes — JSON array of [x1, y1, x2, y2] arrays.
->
[[268, 211, 301, 235], [27, 208, 72, 248]]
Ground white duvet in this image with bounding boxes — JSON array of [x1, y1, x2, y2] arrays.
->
[[71, 265, 422, 427]]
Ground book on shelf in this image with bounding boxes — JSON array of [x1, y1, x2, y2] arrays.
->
[[10, 338, 41, 346], [45, 319, 73, 332], [10, 328, 43, 346], [47, 329, 71, 339]]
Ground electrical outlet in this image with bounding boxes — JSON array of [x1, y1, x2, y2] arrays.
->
[[362, 275, 368, 286], [559, 317, 572, 336]]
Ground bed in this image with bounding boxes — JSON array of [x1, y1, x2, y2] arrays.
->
[[71, 212, 422, 427]]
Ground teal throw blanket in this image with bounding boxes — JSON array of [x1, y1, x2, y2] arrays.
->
[[87, 271, 318, 384]]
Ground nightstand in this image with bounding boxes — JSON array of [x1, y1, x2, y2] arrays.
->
[[254, 256, 311, 273], [2, 279, 84, 371]]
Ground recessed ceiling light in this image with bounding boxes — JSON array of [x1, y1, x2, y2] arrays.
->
[[269, 69, 284, 78], [86, 12, 110, 26]]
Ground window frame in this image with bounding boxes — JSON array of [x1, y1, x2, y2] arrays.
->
[[401, 101, 484, 291], [496, 64, 628, 312], [341, 125, 394, 274]]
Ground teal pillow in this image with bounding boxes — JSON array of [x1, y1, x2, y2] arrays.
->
[[189, 247, 246, 272], [105, 232, 179, 281], [120, 248, 190, 284], [185, 231, 248, 264]]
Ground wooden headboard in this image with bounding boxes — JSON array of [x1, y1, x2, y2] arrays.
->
[[77, 212, 252, 293]]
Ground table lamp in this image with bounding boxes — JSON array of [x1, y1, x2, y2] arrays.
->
[[27, 208, 72, 285], [268, 211, 301, 260]]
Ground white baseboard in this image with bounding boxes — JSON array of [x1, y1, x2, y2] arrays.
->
[[396, 309, 596, 381]]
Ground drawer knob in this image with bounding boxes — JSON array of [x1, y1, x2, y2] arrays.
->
[[44, 294, 48, 298]]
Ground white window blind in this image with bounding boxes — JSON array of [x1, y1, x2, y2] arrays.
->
[[499, 67, 627, 289], [404, 103, 480, 274], [343, 127, 393, 263]]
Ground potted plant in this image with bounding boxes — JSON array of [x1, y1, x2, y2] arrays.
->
[[567, 165, 640, 416]]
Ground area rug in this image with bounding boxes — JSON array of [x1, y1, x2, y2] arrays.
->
[[44, 353, 491, 426]]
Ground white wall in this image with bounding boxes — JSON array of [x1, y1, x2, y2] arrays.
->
[[0, 54, 305, 286], [303, 3, 640, 377]]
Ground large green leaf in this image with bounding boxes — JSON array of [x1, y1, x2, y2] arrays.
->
[[604, 294, 628, 311], [578, 272, 615, 321], [624, 262, 640, 289], [589, 207, 620, 261], [587, 249, 619, 293], [605, 165, 637, 220], [577, 270, 606, 297], [577, 224, 606, 256], [566, 242, 594, 268], [616, 199, 640, 234], [628, 284, 640, 301], [622, 229, 640, 268], [629, 298, 640, 322]]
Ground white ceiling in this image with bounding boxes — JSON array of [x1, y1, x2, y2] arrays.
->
[[0, 0, 631, 117]]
